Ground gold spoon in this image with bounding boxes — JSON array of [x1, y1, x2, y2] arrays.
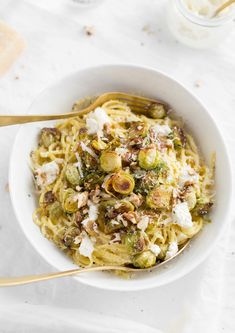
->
[[212, 0, 235, 17], [0, 241, 189, 287], [0, 92, 167, 127]]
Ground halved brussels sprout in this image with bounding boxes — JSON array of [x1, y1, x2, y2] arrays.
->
[[100, 151, 122, 172], [129, 121, 148, 138], [112, 172, 135, 195], [65, 164, 80, 185], [103, 175, 115, 196], [123, 231, 145, 254], [146, 185, 172, 210], [138, 146, 159, 170], [39, 128, 61, 147], [91, 139, 107, 151], [132, 250, 156, 268], [148, 104, 166, 119], [61, 188, 78, 213], [49, 201, 63, 223], [117, 200, 134, 213]]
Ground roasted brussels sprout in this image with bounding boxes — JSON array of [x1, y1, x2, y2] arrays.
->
[[148, 103, 167, 119], [112, 172, 135, 195], [138, 146, 159, 170], [91, 139, 107, 151], [43, 191, 55, 205], [100, 151, 122, 172], [132, 250, 156, 268], [39, 128, 60, 147], [146, 185, 172, 210], [123, 231, 145, 254], [61, 188, 78, 213], [65, 164, 80, 186], [49, 201, 63, 223]]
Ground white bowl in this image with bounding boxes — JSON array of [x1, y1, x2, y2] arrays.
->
[[9, 64, 232, 291]]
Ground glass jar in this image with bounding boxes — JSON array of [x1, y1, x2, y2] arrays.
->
[[166, 0, 235, 49]]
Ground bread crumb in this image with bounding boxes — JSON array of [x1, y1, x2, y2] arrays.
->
[[194, 80, 203, 88], [142, 24, 155, 35], [15, 76, 19, 80], [84, 26, 95, 36], [5, 183, 9, 192]]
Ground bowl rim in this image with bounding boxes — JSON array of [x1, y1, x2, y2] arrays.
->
[[9, 63, 233, 291]]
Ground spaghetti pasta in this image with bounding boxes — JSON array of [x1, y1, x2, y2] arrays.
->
[[30, 98, 215, 271]]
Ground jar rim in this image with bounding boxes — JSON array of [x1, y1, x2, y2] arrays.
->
[[175, 0, 235, 27]]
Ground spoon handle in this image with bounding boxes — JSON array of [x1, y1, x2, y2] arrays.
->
[[213, 0, 235, 17]]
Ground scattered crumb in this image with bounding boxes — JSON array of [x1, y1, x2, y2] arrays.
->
[[5, 183, 9, 192], [231, 251, 235, 255], [27, 194, 31, 198], [194, 80, 203, 88], [84, 25, 95, 36], [142, 24, 155, 35], [140, 309, 144, 313], [140, 42, 144, 46], [15, 76, 19, 80]]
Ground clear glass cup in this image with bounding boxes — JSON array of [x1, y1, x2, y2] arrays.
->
[[166, 0, 235, 49]]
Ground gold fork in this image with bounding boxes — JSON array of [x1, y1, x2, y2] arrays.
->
[[0, 92, 168, 127], [0, 241, 189, 286]]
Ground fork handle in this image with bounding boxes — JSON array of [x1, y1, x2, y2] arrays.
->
[[0, 266, 136, 287], [0, 113, 81, 127]]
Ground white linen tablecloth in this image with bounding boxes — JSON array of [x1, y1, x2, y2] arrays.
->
[[0, 0, 235, 332]]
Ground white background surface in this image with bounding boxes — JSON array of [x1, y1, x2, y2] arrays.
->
[[0, 0, 235, 332]]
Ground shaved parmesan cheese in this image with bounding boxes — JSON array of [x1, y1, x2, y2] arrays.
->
[[76, 192, 88, 209], [81, 201, 98, 227], [35, 161, 59, 188], [86, 107, 110, 136], [137, 216, 149, 231], [179, 165, 199, 187], [172, 202, 193, 229], [149, 244, 161, 256], [79, 232, 94, 259], [80, 142, 98, 160], [115, 147, 128, 156], [165, 241, 178, 260], [153, 124, 172, 137], [88, 201, 98, 221]]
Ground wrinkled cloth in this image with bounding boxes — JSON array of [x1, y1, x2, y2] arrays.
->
[[0, 0, 235, 332]]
